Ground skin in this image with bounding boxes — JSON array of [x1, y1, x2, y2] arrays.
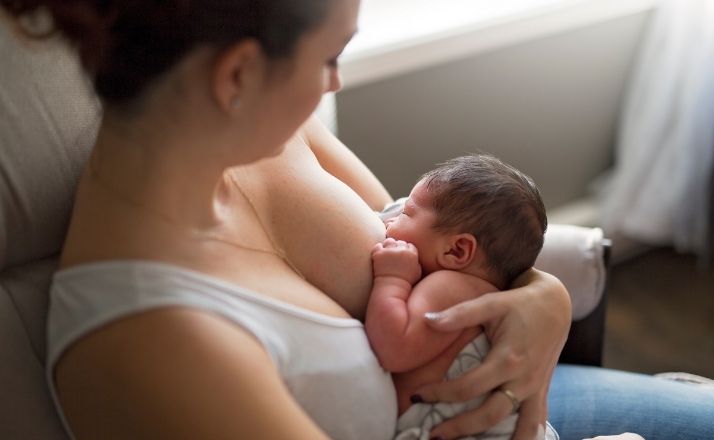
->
[[56, 1, 369, 438], [366, 182, 501, 417], [50, 0, 571, 438], [366, 238, 491, 416], [420, 271, 571, 440], [378, 183, 572, 439]]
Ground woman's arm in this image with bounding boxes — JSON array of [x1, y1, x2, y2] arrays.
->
[[55, 308, 329, 440], [301, 115, 393, 211], [415, 269, 571, 440]]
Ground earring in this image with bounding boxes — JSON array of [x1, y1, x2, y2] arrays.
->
[[230, 96, 241, 109]]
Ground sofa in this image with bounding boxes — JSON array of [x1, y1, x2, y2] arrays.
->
[[0, 19, 610, 439]]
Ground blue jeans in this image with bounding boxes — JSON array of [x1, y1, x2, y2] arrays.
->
[[548, 365, 714, 440]]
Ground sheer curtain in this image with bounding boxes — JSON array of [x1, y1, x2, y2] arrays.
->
[[600, 0, 714, 261]]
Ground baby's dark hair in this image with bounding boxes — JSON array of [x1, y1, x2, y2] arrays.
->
[[421, 153, 547, 287], [0, 0, 329, 105]]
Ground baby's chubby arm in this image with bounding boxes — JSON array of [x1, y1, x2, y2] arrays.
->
[[366, 239, 484, 373]]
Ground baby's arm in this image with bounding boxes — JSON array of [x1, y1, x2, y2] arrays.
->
[[365, 239, 422, 363], [365, 239, 494, 373]]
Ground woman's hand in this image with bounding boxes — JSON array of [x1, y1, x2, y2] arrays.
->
[[415, 269, 571, 440]]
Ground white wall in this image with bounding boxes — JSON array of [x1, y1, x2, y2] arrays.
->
[[336, 11, 652, 209]]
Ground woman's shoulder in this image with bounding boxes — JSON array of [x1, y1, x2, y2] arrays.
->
[[54, 306, 329, 439]]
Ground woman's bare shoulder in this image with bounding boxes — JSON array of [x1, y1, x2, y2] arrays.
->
[[54, 307, 328, 439]]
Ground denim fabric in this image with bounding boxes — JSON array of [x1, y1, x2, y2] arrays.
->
[[549, 365, 714, 440]]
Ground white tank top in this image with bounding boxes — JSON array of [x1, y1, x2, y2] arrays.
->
[[46, 261, 398, 440]]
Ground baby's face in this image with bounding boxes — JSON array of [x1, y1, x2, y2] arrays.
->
[[385, 180, 443, 274]]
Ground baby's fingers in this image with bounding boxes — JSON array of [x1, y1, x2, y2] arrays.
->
[[383, 238, 407, 248], [382, 237, 397, 247]]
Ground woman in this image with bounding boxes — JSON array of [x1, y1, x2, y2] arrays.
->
[[0, 1, 566, 438], [1, 1, 710, 440]]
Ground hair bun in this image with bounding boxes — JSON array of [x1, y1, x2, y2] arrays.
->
[[1, 0, 43, 15], [2, 0, 118, 73], [3, 0, 330, 104]]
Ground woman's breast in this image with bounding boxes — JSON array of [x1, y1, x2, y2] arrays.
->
[[228, 138, 386, 320]]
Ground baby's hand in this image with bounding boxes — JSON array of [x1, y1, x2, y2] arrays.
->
[[371, 238, 422, 285]]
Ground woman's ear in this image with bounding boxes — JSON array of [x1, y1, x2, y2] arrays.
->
[[211, 39, 263, 114], [438, 233, 477, 270]]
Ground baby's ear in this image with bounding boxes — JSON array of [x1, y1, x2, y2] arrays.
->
[[438, 233, 477, 270]]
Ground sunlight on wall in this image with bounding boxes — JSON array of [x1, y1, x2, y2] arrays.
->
[[340, 0, 658, 89], [349, 0, 579, 55]]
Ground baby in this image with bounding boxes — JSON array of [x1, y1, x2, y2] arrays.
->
[[366, 153, 555, 440]]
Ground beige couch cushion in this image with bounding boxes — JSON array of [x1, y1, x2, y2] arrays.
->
[[0, 16, 99, 439], [535, 224, 606, 320], [0, 19, 98, 270], [0, 259, 66, 439]]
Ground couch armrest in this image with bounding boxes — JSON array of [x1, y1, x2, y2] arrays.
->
[[535, 225, 610, 367], [558, 239, 611, 366]]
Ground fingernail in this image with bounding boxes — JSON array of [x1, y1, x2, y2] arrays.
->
[[424, 312, 444, 321], [409, 394, 424, 404]]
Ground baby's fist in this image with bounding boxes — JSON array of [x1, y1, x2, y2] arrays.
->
[[371, 238, 422, 285]]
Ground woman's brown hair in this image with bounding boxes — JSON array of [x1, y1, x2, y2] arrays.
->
[[0, 0, 329, 104]]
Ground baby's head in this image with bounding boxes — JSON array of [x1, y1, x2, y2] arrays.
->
[[386, 153, 547, 288]]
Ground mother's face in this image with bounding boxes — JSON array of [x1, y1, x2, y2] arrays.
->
[[248, 0, 360, 153]]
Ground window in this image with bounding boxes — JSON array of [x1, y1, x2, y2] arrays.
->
[[348, 0, 578, 55], [340, 0, 658, 89]]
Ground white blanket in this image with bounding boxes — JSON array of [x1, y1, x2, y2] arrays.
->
[[394, 334, 558, 440]]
